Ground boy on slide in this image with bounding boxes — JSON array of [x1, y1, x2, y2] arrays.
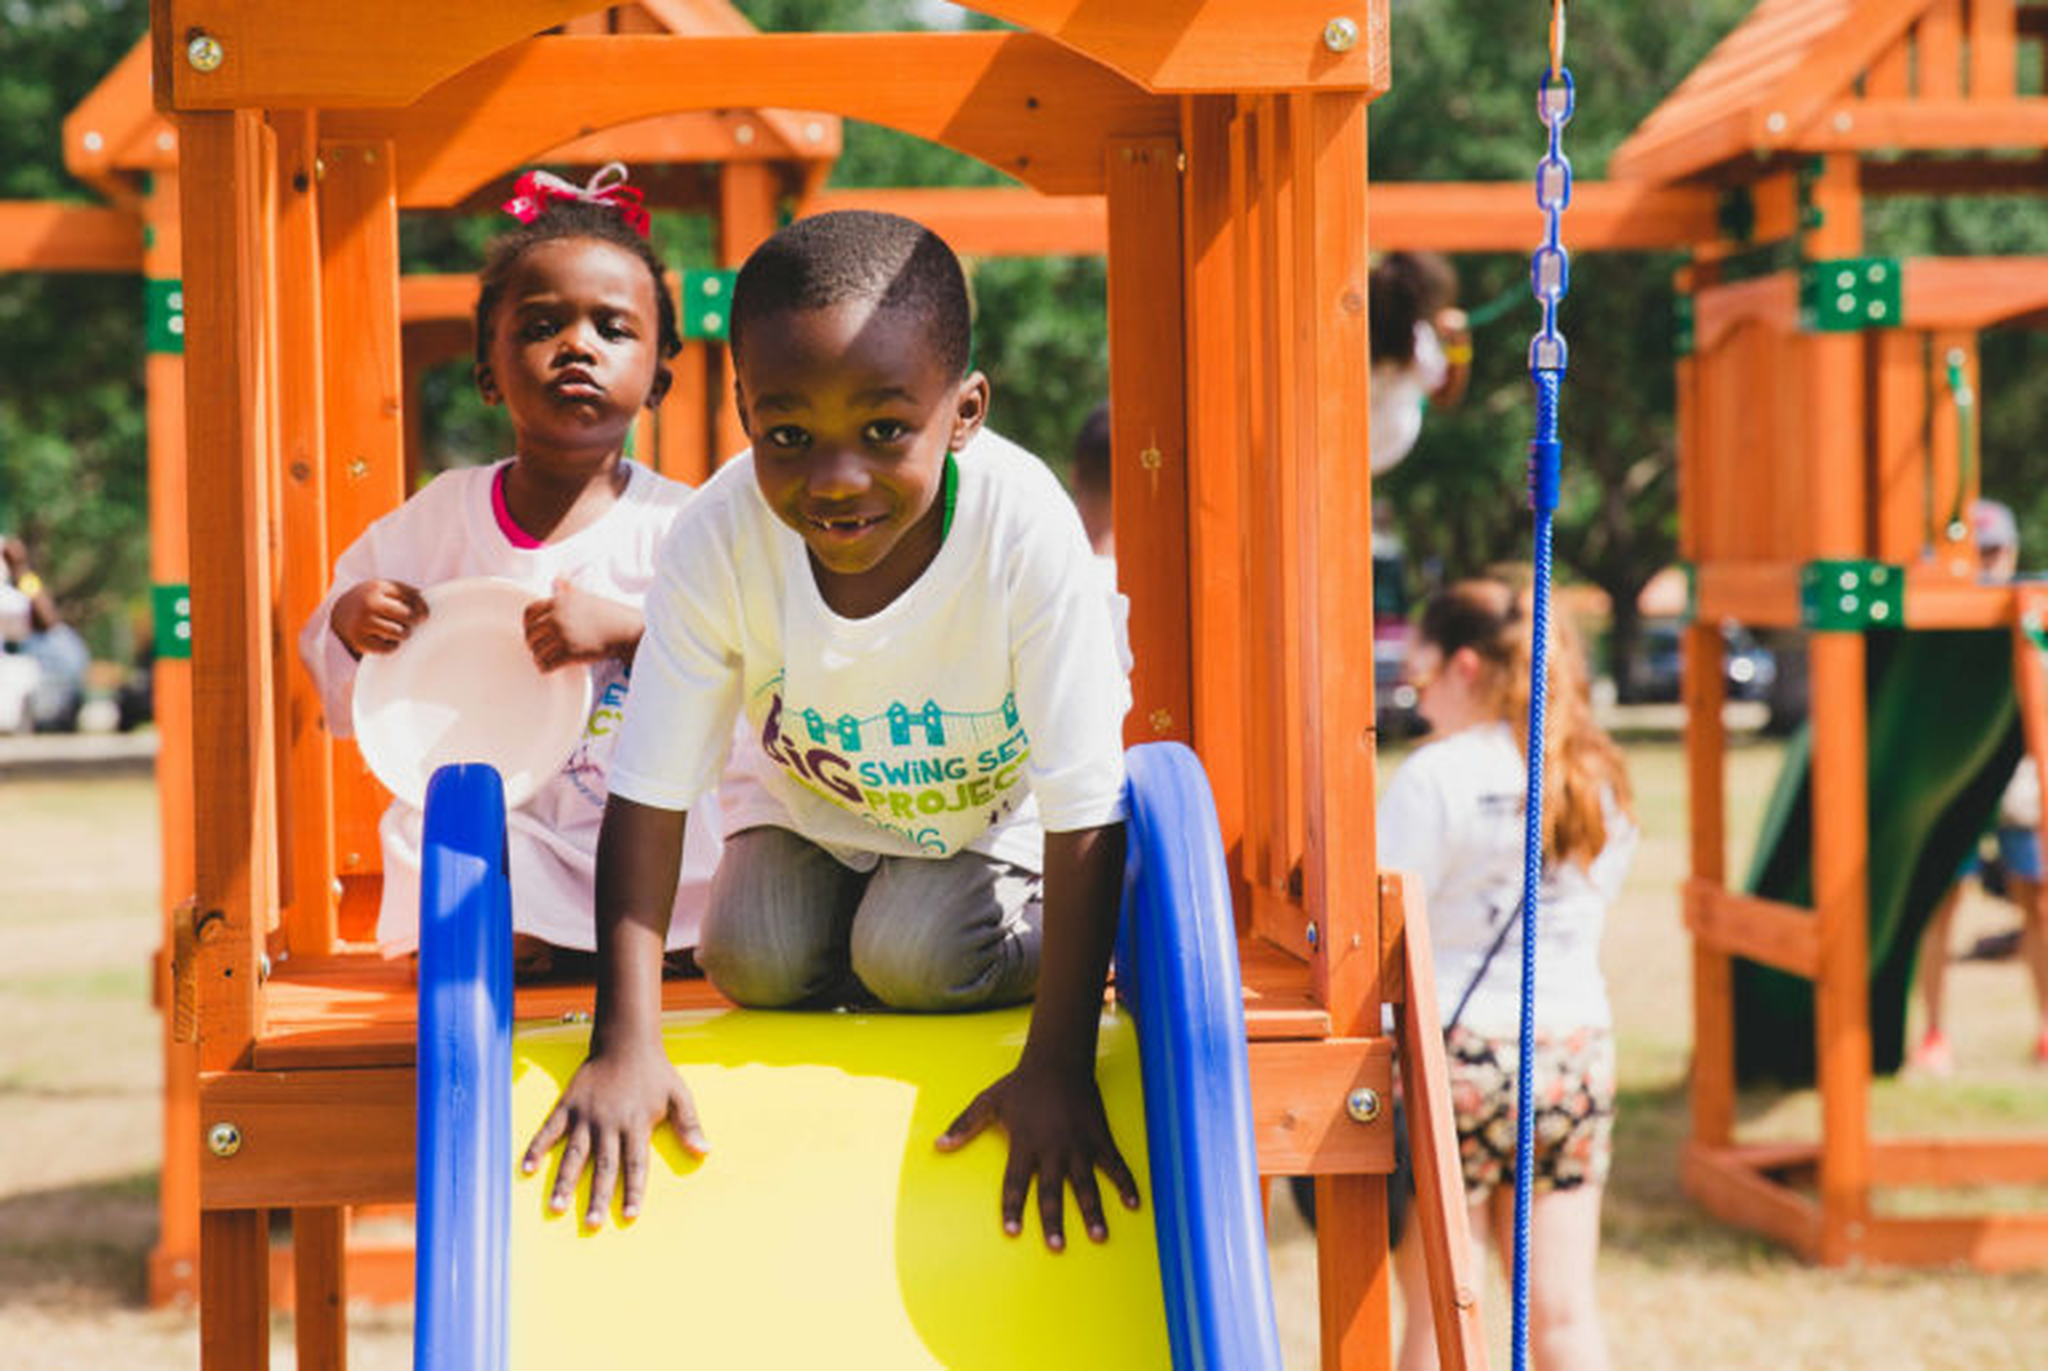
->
[[524, 210, 1143, 1251]]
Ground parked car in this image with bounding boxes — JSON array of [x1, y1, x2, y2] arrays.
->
[[1373, 542, 1425, 738], [1633, 618, 1777, 704]]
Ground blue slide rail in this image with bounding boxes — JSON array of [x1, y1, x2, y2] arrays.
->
[[416, 743, 1283, 1370], [1117, 742, 1285, 1371], [415, 764, 514, 1371]]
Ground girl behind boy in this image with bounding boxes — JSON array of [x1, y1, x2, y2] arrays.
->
[[1383, 579, 1633, 1371], [523, 210, 1143, 1252], [300, 165, 720, 973]]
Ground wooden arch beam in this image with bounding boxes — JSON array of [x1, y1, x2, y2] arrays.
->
[[0, 203, 144, 273], [320, 34, 1175, 199], [158, 0, 1388, 109]]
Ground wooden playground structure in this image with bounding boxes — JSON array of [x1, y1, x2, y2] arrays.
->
[[1613, 0, 2048, 1268], [5, 0, 2047, 1365], [119, 2, 1505, 1367]]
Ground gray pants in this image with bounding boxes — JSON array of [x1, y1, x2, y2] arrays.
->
[[697, 826, 1043, 1011]]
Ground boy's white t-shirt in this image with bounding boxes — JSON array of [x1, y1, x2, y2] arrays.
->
[[1376, 721, 1635, 1037], [609, 427, 1131, 872], [299, 459, 723, 953]]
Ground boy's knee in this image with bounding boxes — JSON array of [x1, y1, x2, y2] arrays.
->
[[850, 924, 1019, 1012], [696, 927, 831, 1008]]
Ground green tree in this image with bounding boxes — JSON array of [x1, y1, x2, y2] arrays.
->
[[1371, 0, 1750, 691], [0, 1, 152, 651]]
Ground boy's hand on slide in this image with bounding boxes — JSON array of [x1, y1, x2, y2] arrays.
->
[[331, 579, 428, 657], [522, 1041, 710, 1229], [936, 1063, 1141, 1252], [525, 577, 644, 669]]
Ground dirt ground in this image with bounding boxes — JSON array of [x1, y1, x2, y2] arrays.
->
[[4, 741, 2047, 1368]]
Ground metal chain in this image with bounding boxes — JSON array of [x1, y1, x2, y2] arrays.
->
[[1513, 20, 1574, 1371]]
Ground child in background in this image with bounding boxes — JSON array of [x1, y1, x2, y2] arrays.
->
[[1384, 579, 1634, 1371], [1369, 250, 1469, 477], [523, 210, 1142, 1251], [300, 165, 721, 974], [1069, 400, 1114, 557], [1910, 497, 2048, 1073]]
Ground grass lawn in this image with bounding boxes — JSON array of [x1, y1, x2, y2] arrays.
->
[[4, 741, 2047, 1368]]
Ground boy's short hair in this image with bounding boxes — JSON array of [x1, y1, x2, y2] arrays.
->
[[730, 210, 972, 378]]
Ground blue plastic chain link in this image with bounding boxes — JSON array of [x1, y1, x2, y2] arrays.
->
[[1513, 60, 1573, 1371]]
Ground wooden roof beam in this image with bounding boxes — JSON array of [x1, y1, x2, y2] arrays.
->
[[0, 203, 145, 273], [1803, 98, 2048, 151], [1369, 182, 1720, 252], [156, 0, 1389, 109], [319, 34, 1175, 198], [62, 37, 159, 207]]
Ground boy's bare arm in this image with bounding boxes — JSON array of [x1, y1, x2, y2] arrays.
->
[[936, 821, 1141, 1250], [521, 795, 707, 1227]]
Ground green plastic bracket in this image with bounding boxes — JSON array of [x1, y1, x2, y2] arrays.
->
[[680, 269, 737, 340], [1800, 257, 1901, 332], [1797, 157, 1825, 231], [1673, 293, 1695, 357], [1801, 559, 1903, 630], [146, 278, 185, 354], [152, 582, 193, 660]]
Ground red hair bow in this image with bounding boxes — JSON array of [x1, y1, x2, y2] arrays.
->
[[502, 161, 651, 238]]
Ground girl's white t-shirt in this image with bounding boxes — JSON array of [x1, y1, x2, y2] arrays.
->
[[1376, 721, 1635, 1036], [299, 459, 723, 953], [609, 427, 1131, 872]]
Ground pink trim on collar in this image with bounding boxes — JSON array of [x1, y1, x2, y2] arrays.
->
[[492, 464, 545, 549]]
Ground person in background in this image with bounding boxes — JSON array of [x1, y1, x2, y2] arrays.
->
[[0, 536, 89, 732], [1370, 251, 1469, 477], [1070, 401, 1114, 558], [1384, 578, 1633, 1371], [1909, 497, 2048, 1073]]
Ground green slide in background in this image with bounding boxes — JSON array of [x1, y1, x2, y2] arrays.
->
[[1736, 630, 2023, 1085]]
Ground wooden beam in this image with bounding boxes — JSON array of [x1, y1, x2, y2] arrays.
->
[[1245, 1039, 1394, 1175], [319, 140, 407, 885], [291, 1207, 347, 1371], [272, 112, 336, 959], [805, 188, 1108, 258], [1904, 256, 2048, 329], [1905, 566, 2016, 627], [161, 0, 1390, 107], [1369, 181, 1719, 252], [1692, 561, 1804, 628], [1684, 880, 1820, 979], [1684, 625, 1736, 1150], [314, 34, 1177, 198], [180, 109, 278, 1074], [0, 202, 143, 273], [1861, 1213, 2048, 1269], [199, 1068, 415, 1209], [1391, 872, 1488, 1370], [1753, 0, 1935, 150], [1180, 95, 1249, 926], [1870, 1135, 2048, 1187], [1106, 134, 1193, 752], [1970, 0, 2019, 100], [1863, 158, 2048, 196], [200, 1209, 271, 1369], [1681, 1143, 1824, 1258], [1805, 99, 2048, 151], [62, 36, 158, 204]]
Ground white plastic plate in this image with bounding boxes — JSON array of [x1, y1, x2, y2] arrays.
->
[[352, 577, 592, 809]]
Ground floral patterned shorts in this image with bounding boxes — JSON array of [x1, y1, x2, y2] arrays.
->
[[1444, 1024, 1615, 1199]]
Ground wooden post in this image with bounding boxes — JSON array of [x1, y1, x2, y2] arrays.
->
[[1106, 133, 1192, 750], [292, 1207, 348, 1371], [1804, 154, 1871, 1266], [318, 140, 406, 892], [656, 337, 713, 485], [716, 161, 780, 464], [1287, 89, 1389, 1370], [1684, 618, 1733, 1147], [1867, 330, 1929, 565], [1180, 93, 1250, 924], [144, 161, 203, 1308], [272, 111, 337, 957], [182, 105, 281, 1366]]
